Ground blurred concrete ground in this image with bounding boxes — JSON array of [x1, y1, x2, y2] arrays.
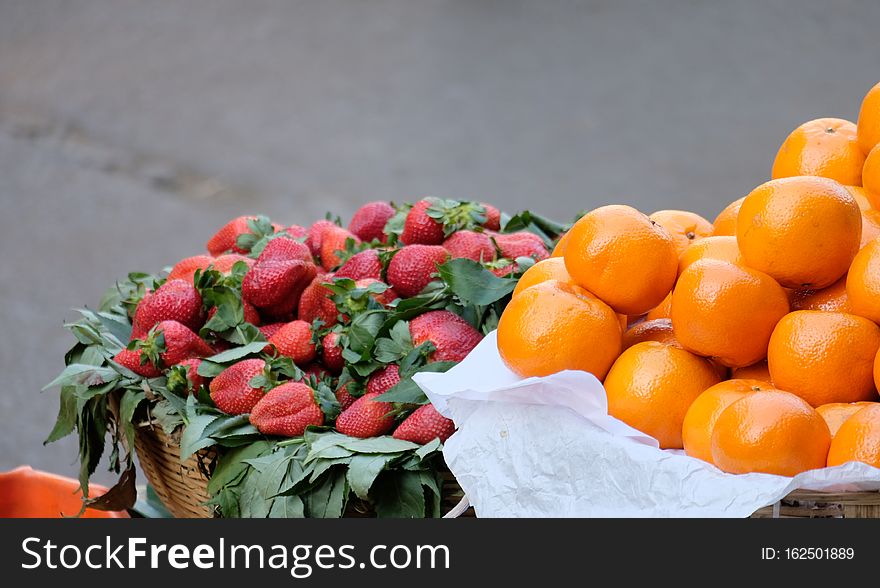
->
[[1, 0, 878, 484]]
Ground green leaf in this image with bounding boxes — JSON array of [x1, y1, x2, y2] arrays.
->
[[305, 468, 347, 518], [207, 441, 273, 495], [372, 470, 426, 518], [437, 258, 516, 306], [94, 312, 132, 347], [151, 400, 184, 435], [197, 360, 227, 378], [374, 378, 427, 404], [44, 386, 78, 444], [419, 469, 443, 518], [43, 364, 120, 391], [118, 388, 146, 450], [205, 341, 268, 364], [268, 494, 305, 518], [239, 469, 272, 518], [415, 437, 443, 460], [347, 454, 395, 500], [347, 310, 386, 355], [179, 413, 221, 461], [338, 436, 419, 454]]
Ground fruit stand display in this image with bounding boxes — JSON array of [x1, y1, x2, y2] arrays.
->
[[45, 199, 565, 517]]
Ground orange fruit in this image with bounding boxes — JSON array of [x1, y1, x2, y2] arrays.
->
[[863, 144, 880, 209], [712, 197, 744, 237], [682, 379, 775, 463], [604, 341, 721, 449], [645, 291, 672, 321], [671, 259, 789, 368], [512, 257, 572, 297], [826, 404, 880, 468], [857, 81, 880, 155], [648, 210, 714, 255], [731, 360, 772, 383], [621, 318, 677, 351], [711, 390, 831, 476], [737, 176, 861, 289], [771, 118, 865, 186], [497, 280, 621, 379], [861, 209, 880, 248], [875, 345, 880, 391], [816, 402, 877, 437], [564, 205, 678, 315], [767, 311, 880, 407], [845, 185, 873, 211], [847, 237, 880, 322], [551, 230, 571, 258], [788, 275, 851, 313], [678, 235, 743, 276]]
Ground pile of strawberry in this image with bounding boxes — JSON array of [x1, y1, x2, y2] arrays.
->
[[47, 197, 564, 517]]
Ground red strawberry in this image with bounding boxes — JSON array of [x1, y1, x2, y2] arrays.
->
[[355, 278, 398, 306], [167, 255, 213, 283], [206, 216, 281, 256], [206, 299, 261, 327], [492, 232, 549, 261], [409, 310, 483, 362], [257, 236, 312, 263], [490, 261, 517, 277], [139, 320, 214, 368], [241, 259, 316, 312], [481, 203, 501, 231], [392, 404, 455, 444], [320, 226, 360, 271], [212, 253, 255, 274], [335, 391, 395, 438], [249, 381, 324, 437], [303, 363, 331, 381], [175, 358, 206, 390], [285, 224, 308, 239], [305, 220, 338, 258], [401, 199, 445, 245], [112, 348, 162, 378], [442, 230, 495, 262], [334, 249, 382, 280], [131, 279, 205, 340], [335, 382, 357, 410], [268, 320, 317, 365], [366, 364, 400, 395], [298, 277, 339, 328], [348, 201, 395, 242], [258, 322, 286, 340], [386, 245, 449, 298], [322, 332, 345, 373], [209, 358, 267, 415]]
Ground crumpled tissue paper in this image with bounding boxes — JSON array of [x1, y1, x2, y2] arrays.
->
[[413, 331, 880, 517]]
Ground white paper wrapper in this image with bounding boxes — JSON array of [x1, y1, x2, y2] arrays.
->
[[414, 331, 880, 517]]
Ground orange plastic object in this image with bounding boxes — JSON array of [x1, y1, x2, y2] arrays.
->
[[0, 466, 129, 518]]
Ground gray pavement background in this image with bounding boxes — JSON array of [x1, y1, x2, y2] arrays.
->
[[1, 0, 878, 484]]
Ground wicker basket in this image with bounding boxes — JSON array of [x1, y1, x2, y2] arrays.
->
[[133, 421, 472, 518]]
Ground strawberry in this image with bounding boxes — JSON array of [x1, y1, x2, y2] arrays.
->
[[481, 203, 501, 231], [298, 277, 339, 328], [303, 363, 331, 381], [348, 201, 395, 243], [209, 358, 267, 415], [268, 320, 317, 365], [174, 358, 206, 391], [392, 404, 455, 444], [207, 216, 281, 256], [320, 226, 360, 271], [131, 279, 205, 339], [112, 348, 162, 378], [137, 320, 215, 370], [334, 249, 382, 280], [366, 363, 400, 395], [249, 381, 324, 437], [305, 220, 338, 258], [443, 230, 496, 262], [335, 382, 357, 411], [321, 331, 345, 373], [355, 278, 398, 306], [492, 231, 549, 261], [386, 245, 449, 298], [257, 236, 312, 263], [258, 322, 286, 340], [490, 261, 517, 277], [335, 391, 395, 438], [167, 255, 213, 283], [241, 259, 316, 314], [212, 253, 255, 274], [285, 224, 308, 239], [401, 199, 445, 245], [409, 310, 483, 362]]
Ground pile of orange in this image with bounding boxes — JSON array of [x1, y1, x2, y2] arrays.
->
[[497, 81, 880, 476]]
